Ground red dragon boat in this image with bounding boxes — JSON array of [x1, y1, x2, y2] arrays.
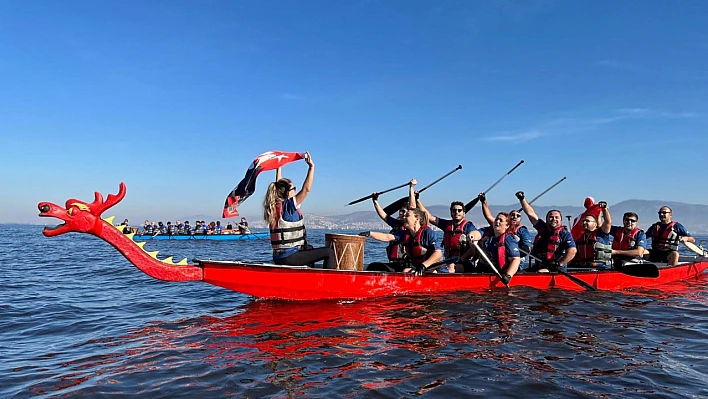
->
[[38, 183, 708, 301]]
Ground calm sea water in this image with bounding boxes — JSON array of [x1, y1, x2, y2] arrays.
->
[[2, 224, 708, 398]]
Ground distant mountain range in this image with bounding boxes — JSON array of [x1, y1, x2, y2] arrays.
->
[[242, 199, 708, 234]]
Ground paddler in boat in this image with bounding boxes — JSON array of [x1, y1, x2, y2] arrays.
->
[[458, 212, 521, 284], [416, 195, 476, 273], [360, 207, 443, 273], [609, 211, 647, 265], [516, 191, 577, 272], [370, 178, 418, 269], [479, 192, 533, 269], [569, 201, 612, 270], [645, 206, 694, 266], [238, 217, 251, 234], [264, 152, 336, 269]]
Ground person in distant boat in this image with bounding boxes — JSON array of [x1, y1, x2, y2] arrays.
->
[[459, 212, 521, 284], [120, 218, 131, 234], [226, 221, 233, 231], [609, 211, 647, 265], [183, 221, 192, 235], [361, 207, 443, 273], [175, 220, 184, 234], [142, 220, 153, 234], [516, 191, 577, 272], [479, 193, 533, 269], [645, 206, 694, 266], [157, 221, 167, 234], [214, 221, 223, 234], [238, 217, 251, 234], [166, 221, 175, 236], [569, 201, 612, 270], [370, 179, 417, 267], [416, 194, 476, 273], [263, 152, 336, 269]]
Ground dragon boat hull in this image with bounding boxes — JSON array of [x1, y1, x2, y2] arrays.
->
[[37, 182, 708, 302], [194, 259, 708, 301], [133, 232, 268, 241]]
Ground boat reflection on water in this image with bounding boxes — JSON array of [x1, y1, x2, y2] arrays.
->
[[34, 276, 708, 396]]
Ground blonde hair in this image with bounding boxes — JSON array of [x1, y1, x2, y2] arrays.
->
[[263, 178, 293, 226]]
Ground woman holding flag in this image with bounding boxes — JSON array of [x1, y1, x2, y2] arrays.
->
[[263, 152, 336, 269]]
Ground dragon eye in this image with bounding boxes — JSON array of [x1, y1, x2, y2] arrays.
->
[[39, 204, 50, 213]]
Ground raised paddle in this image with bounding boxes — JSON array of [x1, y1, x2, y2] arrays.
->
[[517, 177, 567, 212], [520, 248, 598, 291], [347, 181, 411, 206], [465, 160, 524, 212], [472, 241, 509, 287], [382, 165, 463, 215]]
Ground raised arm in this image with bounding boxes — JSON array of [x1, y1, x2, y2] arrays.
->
[[294, 152, 314, 205], [408, 178, 417, 209], [372, 195, 388, 222], [516, 191, 540, 226], [416, 199, 438, 226], [276, 167, 282, 182], [598, 201, 611, 234], [480, 193, 494, 226]]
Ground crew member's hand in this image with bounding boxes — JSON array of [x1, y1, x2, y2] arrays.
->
[[358, 231, 371, 237], [516, 191, 525, 200], [371, 192, 379, 201], [409, 178, 417, 186], [410, 263, 426, 276], [478, 192, 486, 203], [598, 201, 607, 209], [304, 152, 314, 167]]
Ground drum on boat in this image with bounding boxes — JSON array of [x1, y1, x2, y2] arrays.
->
[[325, 233, 366, 271]]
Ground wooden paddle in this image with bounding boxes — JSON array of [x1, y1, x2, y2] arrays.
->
[[382, 165, 463, 215], [683, 241, 708, 257], [465, 160, 524, 212], [347, 181, 411, 206], [472, 241, 509, 287], [520, 248, 597, 291]]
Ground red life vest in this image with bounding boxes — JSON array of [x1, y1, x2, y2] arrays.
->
[[650, 222, 679, 251], [533, 224, 567, 262], [575, 230, 598, 263], [386, 225, 407, 262], [612, 228, 641, 250], [481, 229, 509, 269], [405, 226, 430, 264], [442, 219, 470, 257]]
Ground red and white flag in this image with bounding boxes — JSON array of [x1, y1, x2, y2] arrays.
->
[[222, 151, 305, 218]]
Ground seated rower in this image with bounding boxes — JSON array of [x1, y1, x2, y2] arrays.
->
[[460, 212, 521, 284], [645, 206, 694, 266], [480, 192, 533, 270], [370, 179, 417, 268], [238, 217, 251, 234], [610, 211, 647, 266], [569, 201, 612, 270], [517, 191, 577, 272], [361, 208, 443, 273], [417, 195, 476, 273]]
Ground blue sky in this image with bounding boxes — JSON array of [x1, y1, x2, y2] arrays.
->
[[2, 0, 707, 224]]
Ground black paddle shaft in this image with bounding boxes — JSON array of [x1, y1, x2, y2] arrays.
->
[[382, 165, 463, 215], [465, 160, 524, 212]]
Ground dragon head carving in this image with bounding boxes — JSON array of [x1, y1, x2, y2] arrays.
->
[[39, 183, 127, 236]]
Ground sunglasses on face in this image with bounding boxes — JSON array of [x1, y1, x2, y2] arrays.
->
[[510, 213, 521, 218], [289, 186, 296, 192], [624, 219, 637, 223], [658, 211, 670, 215], [450, 208, 464, 213]]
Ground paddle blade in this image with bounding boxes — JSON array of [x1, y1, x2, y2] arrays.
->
[[616, 262, 660, 278], [464, 197, 479, 213], [383, 196, 409, 215]]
